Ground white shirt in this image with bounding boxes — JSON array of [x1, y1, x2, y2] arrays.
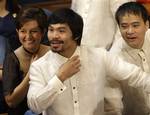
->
[[71, 0, 135, 49], [105, 29, 150, 115], [27, 46, 150, 115]]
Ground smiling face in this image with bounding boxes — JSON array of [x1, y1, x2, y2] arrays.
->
[[119, 13, 149, 49], [17, 20, 43, 53], [48, 23, 77, 57]]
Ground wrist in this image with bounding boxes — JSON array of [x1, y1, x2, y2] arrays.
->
[[56, 72, 66, 82]]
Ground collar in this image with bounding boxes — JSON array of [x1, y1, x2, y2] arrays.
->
[[121, 35, 149, 56], [52, 46, 80, 64]]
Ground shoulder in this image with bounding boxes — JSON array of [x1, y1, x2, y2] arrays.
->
[[110, 38, 125, 54], [32, 50, 52, 67], [6, 50, 18, 62], [4, 51, 19, 69], [14, 46, 23, 60], [80, 45, 107, 57], [40, 44, 50, 51], [38, 44, 50, 57], [82, 45, 106, 52], [146, 29, 150, 41]]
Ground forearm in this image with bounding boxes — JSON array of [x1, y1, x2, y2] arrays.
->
[[28, 75, 65, 114], [0, 70, 2, 81], [5, 73, 29, 107], [104, 80, 123, 115], [104, 110, 122, 115]]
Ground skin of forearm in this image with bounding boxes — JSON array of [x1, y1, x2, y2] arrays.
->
[[0, 70, 2, 81], [5, 72, 30, 108]]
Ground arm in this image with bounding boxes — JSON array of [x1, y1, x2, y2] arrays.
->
[[5, 73, 29, 108], [0, 69, 2, 81], [3, 52, 30, 107], [104, 77, 123, 115], [105, 50, 150, 93], [3, 53, 38, 108], [27, 55, 81, 114]]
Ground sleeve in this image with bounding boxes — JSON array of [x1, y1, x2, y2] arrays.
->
[[104, 77, 123, 115], [3, 52, 21, 95], [27, 63, 66, 114], [104, 50, 150, 93], [71, 0, 78, 11]]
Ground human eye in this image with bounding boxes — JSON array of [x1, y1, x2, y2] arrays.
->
[[48, 27, 53, 32], [59, 28, 65, 33], [121, 24, 128, 29], [30, 28, 41, 34], [31, 30, 39, 33], [19, 29, 26, 33], [133, 23, 140, 28]]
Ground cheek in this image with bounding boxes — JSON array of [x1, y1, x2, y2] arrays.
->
[[136, 29, 145, 38], [18, 34, 25, 42], [120, 30, 126, 38], [47, 32, 52, 40], [33, 34, 43, 41]]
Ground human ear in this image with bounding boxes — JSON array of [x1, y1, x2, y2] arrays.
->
[[146, 20, 149, 29]]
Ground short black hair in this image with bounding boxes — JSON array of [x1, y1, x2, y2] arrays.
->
[[16, 7, 48, 32], [48, 8, 83, 45], [115, 2, 149, 25]]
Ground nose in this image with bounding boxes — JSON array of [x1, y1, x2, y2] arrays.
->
[[51, 31, 59, 39], [126, 26, 134, 35], [26, 31, 32, 39]]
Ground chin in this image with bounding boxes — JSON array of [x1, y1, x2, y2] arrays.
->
[[51, 48, 62, 53], [28, 48, 39, 54]]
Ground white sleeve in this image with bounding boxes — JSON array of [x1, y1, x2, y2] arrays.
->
[[105, 50, 150, 93], [27, 63, 66, 114], [104, 77, 123, 115]]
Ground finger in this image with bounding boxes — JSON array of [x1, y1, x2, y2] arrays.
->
[[69, 55, 79, 61], [73, 59, 80, 66]]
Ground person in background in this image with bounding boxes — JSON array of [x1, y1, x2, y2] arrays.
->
[[27, 8, 150, 115], [105, 2, 150, 115], [0, 0, 21, 50], [0, 0, 21, 114], [0, 35, 8, 115], [71, 0, 135, 50], [2, 7, 49, 115]]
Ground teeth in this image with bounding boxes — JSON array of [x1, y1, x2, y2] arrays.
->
[[51, 42, 59, 44], [50, 40, 64, 44]]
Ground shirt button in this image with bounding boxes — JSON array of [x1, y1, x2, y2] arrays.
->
[[74, 101, 77, 103], [60, 88, 63, 91], [73, 87, 76, 89]]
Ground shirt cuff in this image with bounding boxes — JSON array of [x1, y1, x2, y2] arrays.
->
[[48, 75, 66, 94]]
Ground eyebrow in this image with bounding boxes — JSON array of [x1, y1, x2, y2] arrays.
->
[[49, 25, 67, 30]]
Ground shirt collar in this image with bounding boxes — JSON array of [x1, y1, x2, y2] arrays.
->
[[122, 41, 140, 56], [70, 46, 80, 58], [142, 34, 149, 54], [53, 46, 80, 62]]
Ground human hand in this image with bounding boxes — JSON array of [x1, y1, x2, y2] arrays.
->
[[57, 55, 81, 82]]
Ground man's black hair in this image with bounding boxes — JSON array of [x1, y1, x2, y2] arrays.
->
[[115, 2, 149, 25], [48, 8, 84, 45]]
